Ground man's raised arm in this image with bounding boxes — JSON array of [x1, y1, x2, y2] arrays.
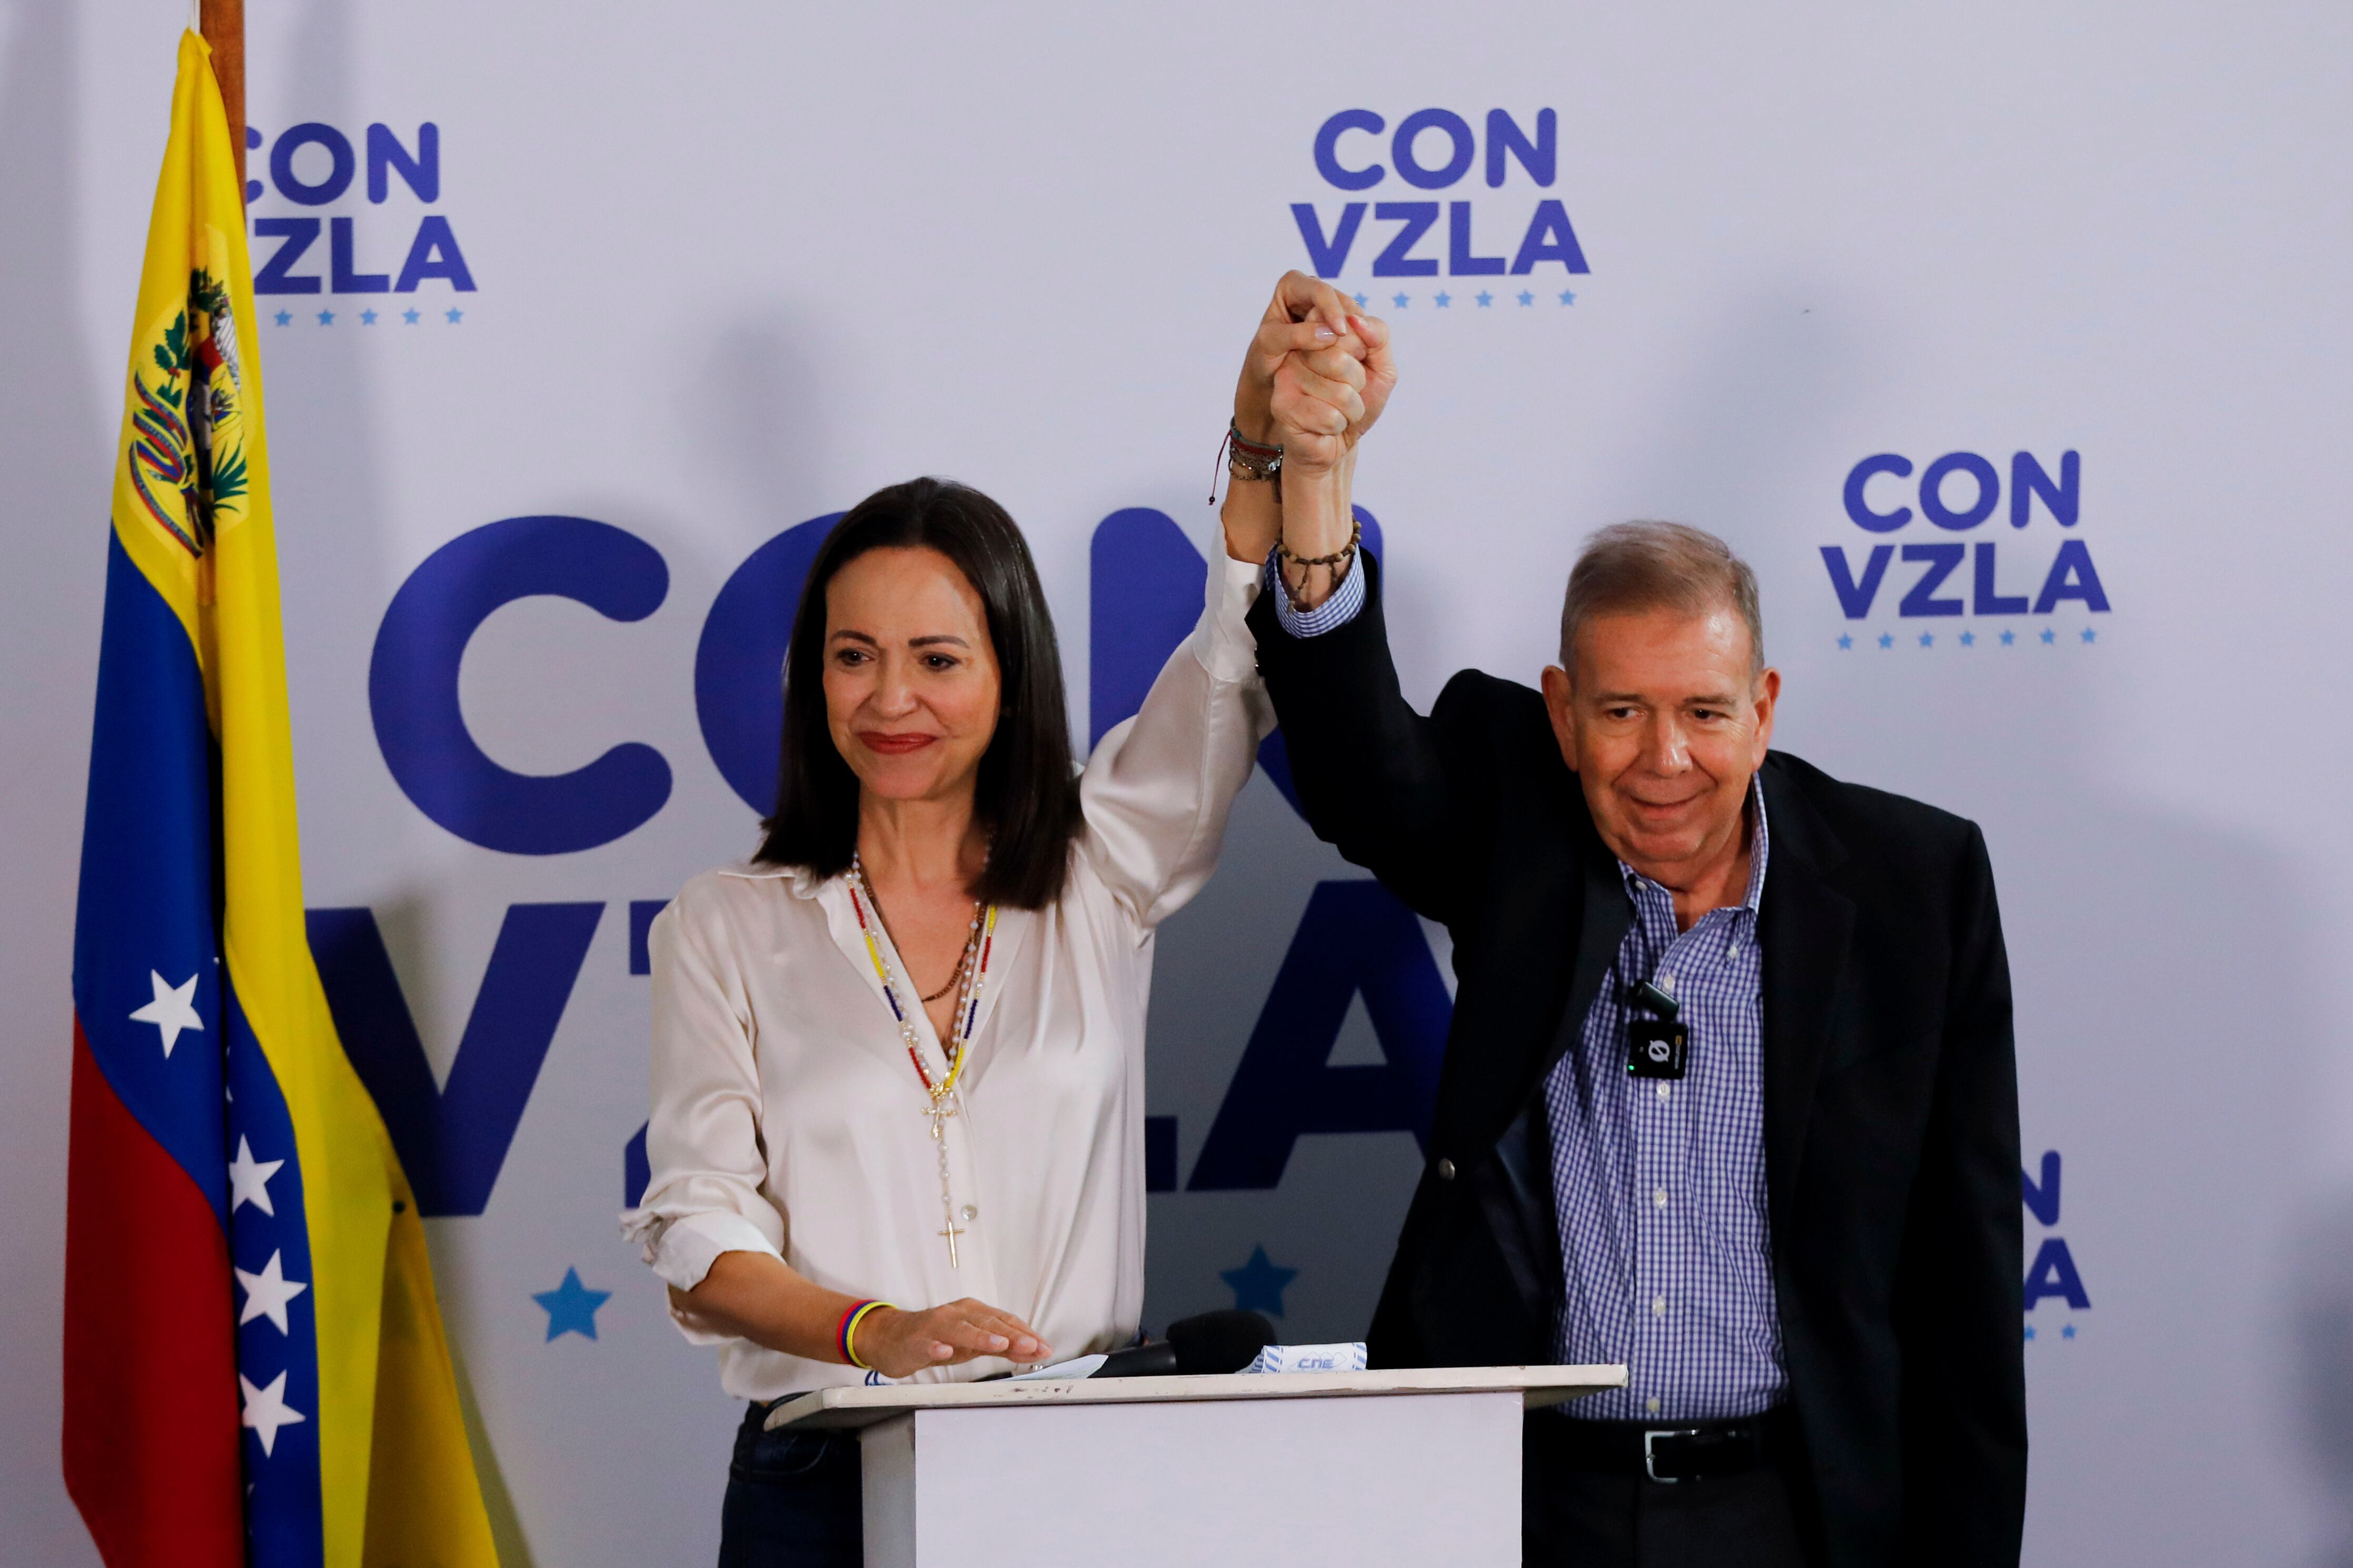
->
[[1231, 275, 1470, 923]]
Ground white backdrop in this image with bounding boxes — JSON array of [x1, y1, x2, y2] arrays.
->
[[6, 2, 2353, 1564]]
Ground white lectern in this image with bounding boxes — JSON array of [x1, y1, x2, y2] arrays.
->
[[766, 1363, 1626, 1568]]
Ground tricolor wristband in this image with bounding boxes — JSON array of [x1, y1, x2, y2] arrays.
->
[[838, 1300, 891, 1370]]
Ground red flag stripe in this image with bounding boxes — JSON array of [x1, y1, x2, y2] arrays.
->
[[62, 1018, 243, 1568]]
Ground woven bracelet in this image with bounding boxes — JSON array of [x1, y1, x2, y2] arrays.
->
[[1210, 419, 1285, 502]]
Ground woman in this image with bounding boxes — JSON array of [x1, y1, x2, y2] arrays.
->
[[621, 276, 1387, 1566]]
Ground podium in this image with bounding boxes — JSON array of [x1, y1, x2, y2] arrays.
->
[[766, 1363, 1626, 1567]]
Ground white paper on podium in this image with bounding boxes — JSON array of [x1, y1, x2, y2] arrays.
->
[[1007, 1353, 1109, 1381]]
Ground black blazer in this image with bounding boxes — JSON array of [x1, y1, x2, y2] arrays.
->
[[1248, 560, 2026, 1568]]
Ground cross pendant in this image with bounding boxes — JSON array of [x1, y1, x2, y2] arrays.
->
[[938, 1217, 964, 1267]]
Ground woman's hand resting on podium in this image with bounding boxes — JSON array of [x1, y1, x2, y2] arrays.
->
[[850, 1298, 1053, 1379], [669, 1252, 1052, 1377]]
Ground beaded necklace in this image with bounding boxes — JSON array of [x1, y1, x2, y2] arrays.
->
[[847, 853, 998, 1266]]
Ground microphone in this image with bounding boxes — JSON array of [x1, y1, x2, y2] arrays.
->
[[1089, 1310, 1276, 1378]]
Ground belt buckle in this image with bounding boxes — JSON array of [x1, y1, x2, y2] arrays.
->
[[1643, 1427, 1702, 1484]]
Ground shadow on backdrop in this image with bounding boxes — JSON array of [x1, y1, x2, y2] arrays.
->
[[1784, 515, 2313, 1561], [0, 0, 112, 1563], [2291, 1195, 2353, 1566]]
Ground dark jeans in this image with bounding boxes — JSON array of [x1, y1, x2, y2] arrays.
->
[[1524, 1415, 1814, 1568], [717, 1402, 863, 1568]]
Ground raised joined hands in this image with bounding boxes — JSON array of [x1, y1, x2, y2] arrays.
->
[[1221, 272, 1396, 572], [1241, 270, 1395, 474]]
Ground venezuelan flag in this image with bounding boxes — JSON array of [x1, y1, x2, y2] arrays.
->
[[63, 33, 498, 1568]]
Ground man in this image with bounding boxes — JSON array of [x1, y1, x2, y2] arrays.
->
[[1225, 274, 2026, 1566]]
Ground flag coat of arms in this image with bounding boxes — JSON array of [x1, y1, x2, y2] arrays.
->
[[63, 32, 499, 1568]]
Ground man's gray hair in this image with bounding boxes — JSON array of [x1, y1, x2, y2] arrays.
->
[[1559, 521, 1765, 674]]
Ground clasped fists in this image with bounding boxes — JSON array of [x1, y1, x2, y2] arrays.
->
[[853, 1297, 1052, 1379], [1238, 271, 1395, 476], [1220, 271, 1395, 575]]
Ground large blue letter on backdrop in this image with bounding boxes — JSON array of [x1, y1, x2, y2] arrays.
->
[[308, 903, 604, 1216], [694, 513, 843, 815], [370, 515, 671, 855]]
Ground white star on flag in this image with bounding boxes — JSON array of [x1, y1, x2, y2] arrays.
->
[[239, 1370, 306, 1457], [234, 1250, 308, 1334], [227, 1136, 284, 1217], [127, 970, 203, 1058]]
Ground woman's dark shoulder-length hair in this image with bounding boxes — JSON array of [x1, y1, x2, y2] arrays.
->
[[753, 476, 1082, 908]]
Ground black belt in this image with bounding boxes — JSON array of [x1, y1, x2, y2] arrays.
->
[[1532, 1405, 1795, 1484]]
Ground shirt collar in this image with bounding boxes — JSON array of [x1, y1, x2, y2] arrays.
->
[[1740, 774, 1770, 914], [714, 858, 828, 898], [1615, 775, 1770, 916]]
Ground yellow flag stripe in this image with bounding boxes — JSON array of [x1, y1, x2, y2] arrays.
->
[[114, 34, 498, 1567]]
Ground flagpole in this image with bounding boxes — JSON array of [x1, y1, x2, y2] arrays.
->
[[200, 0, 246, 195]]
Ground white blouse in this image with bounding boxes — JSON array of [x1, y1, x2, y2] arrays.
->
[[621, 554, 1272, 1401]]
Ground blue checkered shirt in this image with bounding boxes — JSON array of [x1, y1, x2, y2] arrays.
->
[[1547, 781, 1785, 1421], [1263, 549, 1367, 637], [1266, 562, 1786, 1419]]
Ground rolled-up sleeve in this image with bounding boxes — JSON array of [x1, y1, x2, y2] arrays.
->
[[1079, 552, 1276, 928], [618, 893, 785, 1332]]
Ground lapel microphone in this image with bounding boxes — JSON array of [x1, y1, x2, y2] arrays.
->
[[1626, 979, 1689, 1080]]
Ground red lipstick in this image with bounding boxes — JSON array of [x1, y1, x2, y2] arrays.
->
[[858, 731, 938, 755]]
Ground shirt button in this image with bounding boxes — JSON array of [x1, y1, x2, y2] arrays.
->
[[1655, 1083, 1671, 1101], [1645, 1396, 1662, 1415], [1656, 973, 1675, 994], [1653, 1187, 1668, 1209], [959, 1204, 978, 1221], [1652, 1295, 1667, 1317], [1435, 1158, 1456, 1181]]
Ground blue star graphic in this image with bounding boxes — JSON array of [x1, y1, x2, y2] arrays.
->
[[360, 308, 379, 325], [1877, 632, 1894, 649], [533, 1267, 611, 1342], [2000, 630, 2017, 645], [1220, 1245, 1298, 1318], [1918, 633, 1934, 647], [1475, 291, 1494, 307], [2039, 627, 2057, 645], [1352, 292, 1369, 307], [445, 307, 465, 324], [2024, 1324, 2037, 1342], [273, 309, 292, 326], [2061, 1323, 2077, 1339], [1517, 291, 1534, 306], [1558, 289, 1576, 305], [1836, 633, 1853, 650], [316, 309, 335, 326], [1391, 292, 1410, 309], [1434, 291, 1452, 308], [402, 308, 421, 325], [1959, 630, 1976, 647], [2080, 627, 2097, 644]]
